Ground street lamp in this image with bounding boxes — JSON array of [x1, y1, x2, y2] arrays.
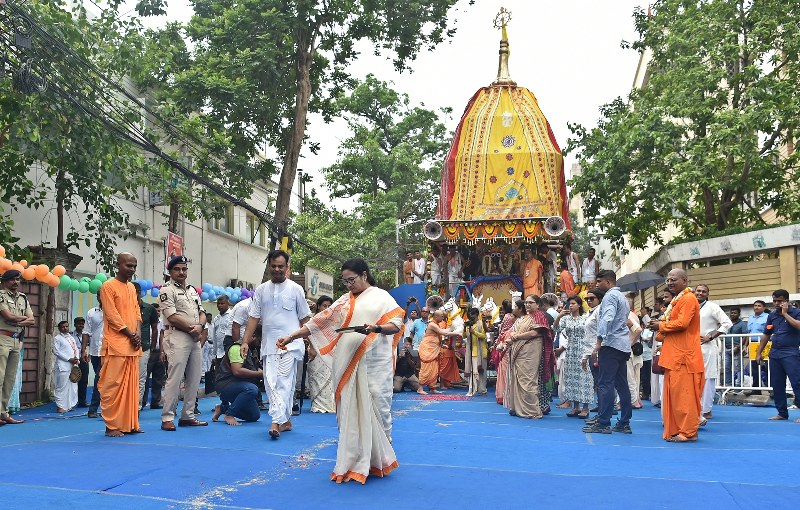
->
[[395, 218, 427, 286]]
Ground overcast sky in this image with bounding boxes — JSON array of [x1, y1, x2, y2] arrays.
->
[[129, 0, 646, 207]]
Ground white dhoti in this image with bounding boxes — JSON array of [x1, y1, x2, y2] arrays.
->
[[54, 369, 78, 411], [701, 339, 720, 414], [651, 372, 663, 405], [263, 352, 299, 425], [627, 354, 643, 404], [701, 378, 716, 414]]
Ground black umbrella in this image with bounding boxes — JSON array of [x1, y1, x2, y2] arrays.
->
[[616, 271, 664, 292]]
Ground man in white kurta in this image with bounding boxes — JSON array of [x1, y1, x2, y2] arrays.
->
[[53, 321, 79, 413], [695, 284, 732, 421], [242, 251, 311, 438]]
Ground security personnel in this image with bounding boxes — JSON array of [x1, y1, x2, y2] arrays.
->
[[0, 269, 35, 425], [159, 256, 207, 431]]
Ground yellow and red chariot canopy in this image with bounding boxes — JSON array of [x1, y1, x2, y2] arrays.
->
[[436, 84, 570, 240]]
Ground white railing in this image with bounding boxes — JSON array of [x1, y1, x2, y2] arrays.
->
[[715, 333, 787, 404]]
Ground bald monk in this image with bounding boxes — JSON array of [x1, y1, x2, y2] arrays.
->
[[97, 253, 143, 437], [647, 269, 703, 442]]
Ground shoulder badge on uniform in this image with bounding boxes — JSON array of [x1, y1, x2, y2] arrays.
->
[[160, 293, 168, 302]]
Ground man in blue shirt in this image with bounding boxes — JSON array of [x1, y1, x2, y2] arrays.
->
[[408, 307, 429, 356], [724, 308, 748, 386], [747, 300, 769, 387], [583, 270, 633, 434], [755, 289, 800, 422]]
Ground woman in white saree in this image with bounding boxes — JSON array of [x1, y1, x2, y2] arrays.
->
[[278, 259, 404, 484]]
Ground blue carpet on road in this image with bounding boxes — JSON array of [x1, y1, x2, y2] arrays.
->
[[2, 391, 799, 509]]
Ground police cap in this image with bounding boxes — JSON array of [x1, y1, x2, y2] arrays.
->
[[167, 255, 189, 270], [1, 270, 21, 282]]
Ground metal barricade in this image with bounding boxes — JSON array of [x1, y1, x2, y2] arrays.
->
[[716, 333, 782, 405]]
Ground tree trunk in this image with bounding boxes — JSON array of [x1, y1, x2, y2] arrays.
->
[[56, 168, 65, 250], [168, 198, 180, 234], [264, 33, 313, 282]]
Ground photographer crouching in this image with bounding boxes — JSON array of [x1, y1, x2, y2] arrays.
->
[[394, 338, 426, 395], [212, 327, 264, 426]]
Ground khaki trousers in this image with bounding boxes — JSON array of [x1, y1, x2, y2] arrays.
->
[[0, 334, 22, 419], [138, 348, 150, 408], [161, 330, 202, 422]]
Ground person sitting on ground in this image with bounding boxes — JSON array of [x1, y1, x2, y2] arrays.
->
[[213, 328, 264, 426], [394, 338, 424, 395]]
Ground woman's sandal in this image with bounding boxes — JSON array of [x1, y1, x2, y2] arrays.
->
[[566, 409, 581, 417]]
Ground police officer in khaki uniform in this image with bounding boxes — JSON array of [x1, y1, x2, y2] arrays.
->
[[0, 270, 35, 425], [159, 256, 208, 430]]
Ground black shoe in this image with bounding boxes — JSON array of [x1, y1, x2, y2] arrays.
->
[[87, 410, 98, 418], [612, 422, 632, 434], [194, 406, 201, 415], [582, 422, 611, 434], [584, 415, 598, 425], [150, 405, 163, 410], [291, 403, 300, 416]]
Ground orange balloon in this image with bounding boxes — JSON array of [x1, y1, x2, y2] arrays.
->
[[35, 264, 50, 277], [52, 265, 66, 277], [22, 267, 35, 280], [0, 258, 11, 271], [19, 260, 28, 268], [10, 262, 24, 273], [0, 246, 5, 257], [47, 274, 60, 288]]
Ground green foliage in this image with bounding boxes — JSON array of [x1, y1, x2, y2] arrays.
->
[[291, 77, 451, 287], [568, 211, 592, 257], [0, 2, 149, 270], [567, 0, 800, 252], [137, 0, 460, 257]]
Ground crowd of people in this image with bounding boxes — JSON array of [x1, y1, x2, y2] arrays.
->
[[1, 245, 799, 485], [393, 269, 800, 442]]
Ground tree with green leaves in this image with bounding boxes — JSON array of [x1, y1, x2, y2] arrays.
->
[[136, 0, 461, 282], [0, 2, 149, 269], [290, 76, 451, 287], [567, 0, 800, 251]]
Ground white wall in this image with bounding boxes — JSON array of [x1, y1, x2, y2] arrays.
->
[[9, 164, 291, 289]]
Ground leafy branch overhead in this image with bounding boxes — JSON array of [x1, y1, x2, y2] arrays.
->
[[567, 0, 800, 251], [291, 77, 452, 287]]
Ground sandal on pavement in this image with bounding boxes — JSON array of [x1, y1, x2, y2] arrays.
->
[[667, 434, 697, 443], [768, 415, 788, 421], [566, 409, 581, 417]]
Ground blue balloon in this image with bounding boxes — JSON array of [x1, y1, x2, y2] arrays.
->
[[146, 280, 154, 291], [201, 292, 209, 301], [230, 295, 239, 305], [202, 283, 212, 293], [150, 288, 160, 297], [140, 290, 146, 298]]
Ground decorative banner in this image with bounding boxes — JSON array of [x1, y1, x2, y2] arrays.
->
[[164, 231, 183, 274], [305, 266, 334, 301]]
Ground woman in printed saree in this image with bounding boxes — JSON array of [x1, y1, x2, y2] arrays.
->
[[277, 259, 404, 484], [505, 295, 553, 419]]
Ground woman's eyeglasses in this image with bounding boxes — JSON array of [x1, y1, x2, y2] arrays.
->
[[341, 275, 361, 286]]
